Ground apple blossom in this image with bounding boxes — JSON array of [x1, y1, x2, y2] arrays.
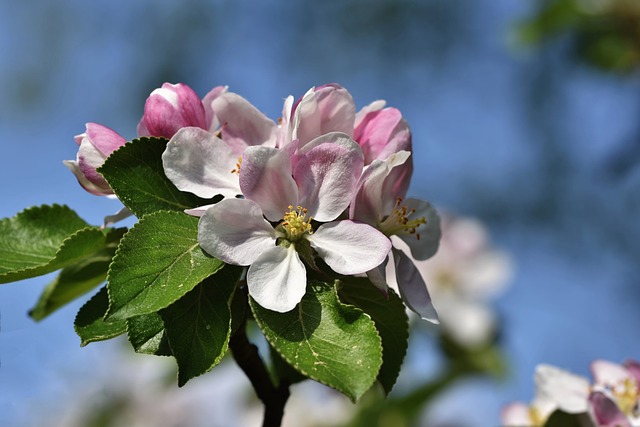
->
[[349, 150, 441, 322], [197, 133, 392, 312], [63, 122, 126, 196], [504, 360, 640, 427], [401, 213, 512, 346], [137, 82, 208, 139]]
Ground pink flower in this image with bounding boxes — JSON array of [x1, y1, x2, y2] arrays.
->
[[137, 83, 208, 139], [197, 133, 391, 312], [138, 82, 277, 145], [63, 122, 126, 196], [350, 151, 440, 322]]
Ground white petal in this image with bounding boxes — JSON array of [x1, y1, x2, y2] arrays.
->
[[501, 402, 534, 426], [365, 256, 390, 294], [392, 247, 439, 323], [102, 207, 133, 228], [591, 360, 631, 388], [308, 220, 391, 275], [534, 364, 591, 413], [198, 199, 277, 265], [184, 204, 216, 217], [162, 127, 243, 199], [247, 244, 307, 313], [210, 92, 277, 148], [397, 198, 441, 261]]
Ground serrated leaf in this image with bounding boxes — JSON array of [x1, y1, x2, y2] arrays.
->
[[0, 205, 105, 284], [75, 287, 127, 346], [105, 211, 224, 321], [98, 137, 217, 217], [126, 312, 171, 356], [338, 277, 409, 395], [30, 228, 126, 321], [251, 281, 383, 402], [160, 271, 237, 386]]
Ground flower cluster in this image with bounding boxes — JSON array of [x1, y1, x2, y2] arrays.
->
[[65, 82, 441, 317], [503, 359, 640, 427]]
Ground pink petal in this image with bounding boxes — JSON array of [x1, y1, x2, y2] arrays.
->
[[209, 92, 277, 148], [247, 244, 307, 313], [294, 133, 364, 222], [162, 127, 243, 199], [354, 100, 386, 129], [391, 247, 438, 323], [198, 198, 277, 265], [239, 146, 298, 222], [589, 392, 631, 427], [350, 151, 411, 226], [353, 107, 411, 164], [623, 360, 640, 384], [139, 82, 207, 139], [202, 85, 229, 131], [292, 84, 356, 148], [307, 220, 391, 275], [63, 159, 112, 196], [82, 123, 127, 157]]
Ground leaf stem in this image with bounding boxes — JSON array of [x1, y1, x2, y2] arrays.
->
[[229, 314, 290, 427]]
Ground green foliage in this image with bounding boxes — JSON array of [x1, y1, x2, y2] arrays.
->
[[105, 211, 224, 321], [338, 277, 409, 395], [30, 228, 126, 321], [250, 281, 383, 402], [98, 137, 217, 217], [126, 312, 172, 356], [0, 205, 104, 284], [75, 287, 127, 346], [160, 270, 238, 386], [518, 0, 640, 73]]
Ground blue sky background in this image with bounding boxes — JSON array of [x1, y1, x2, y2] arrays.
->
[[1, 1, 640, 426]]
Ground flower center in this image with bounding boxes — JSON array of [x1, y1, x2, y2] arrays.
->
[[282, 205, 313, 241], [378, 197, 427, 239], [611, 378, 640, 417], [528, 406, 545, 426], [230, 157, 242, 175]]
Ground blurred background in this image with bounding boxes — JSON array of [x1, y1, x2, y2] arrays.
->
[[1, 0, 639, 426]]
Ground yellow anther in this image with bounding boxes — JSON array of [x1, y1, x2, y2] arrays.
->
[[230, 157, 243, 175], [378, 197, 427, 238], [612, 377, 640, 417], [282, 205, 313, 241]]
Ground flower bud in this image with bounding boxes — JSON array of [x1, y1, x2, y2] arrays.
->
[[64, 123, 126, 196], [137, 82, 207, 139]]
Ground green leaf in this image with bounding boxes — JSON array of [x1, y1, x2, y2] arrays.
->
[[126, 312, 171, 356], [160, 270, 237, 386], [30, 228, 126, 321], [98, 137, 217, 217], [0, 205, 105, 284], [75, 287, 127, 346], [251, 281, 383, 402], [105, 211, 224, 321], [338, 277, 409, 395]]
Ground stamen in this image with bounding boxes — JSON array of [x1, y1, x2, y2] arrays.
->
[[378, 197, 427, 238], [282, 205, 313, 241], [230, 157, 243, 175]]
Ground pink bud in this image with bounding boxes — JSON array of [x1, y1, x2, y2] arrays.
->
[[64, 123, 126, 196], [137, 82, 207, 139]]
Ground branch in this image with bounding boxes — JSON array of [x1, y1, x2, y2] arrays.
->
[[229, 317, 290, 427]]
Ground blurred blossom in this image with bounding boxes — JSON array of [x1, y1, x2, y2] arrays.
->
[[503, 359, 640, 427], [391, 213, 512, 347], [41, 352, 248, 427]]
